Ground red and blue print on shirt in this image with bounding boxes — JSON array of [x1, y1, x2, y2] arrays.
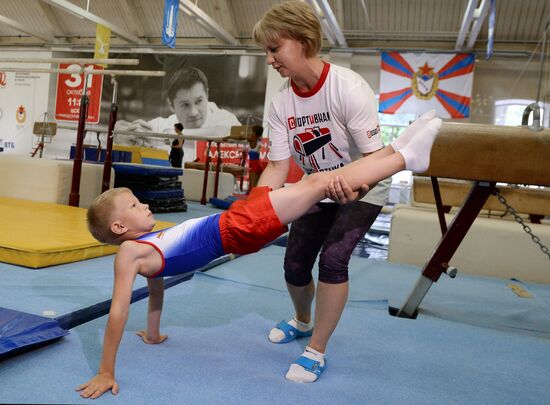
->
[[379, 52, 474, 118]]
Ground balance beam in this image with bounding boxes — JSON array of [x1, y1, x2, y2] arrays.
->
[[395, 123, 550, 318]]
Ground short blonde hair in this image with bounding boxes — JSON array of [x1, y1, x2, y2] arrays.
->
[[87, 187, 132, 244], [253, 1, 322, 58]]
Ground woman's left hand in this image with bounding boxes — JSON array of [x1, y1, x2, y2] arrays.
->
[[325, 175, 369, 204]]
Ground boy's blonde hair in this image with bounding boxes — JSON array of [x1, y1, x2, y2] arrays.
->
[[87, 187, 132, 244], [253, 1, 322, 58]]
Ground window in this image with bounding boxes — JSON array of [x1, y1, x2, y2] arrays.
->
[[494, 99, 548, 127], [378, 111, 418, 199]]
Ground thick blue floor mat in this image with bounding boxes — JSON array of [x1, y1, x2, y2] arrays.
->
[[0, 307, 69, 357]]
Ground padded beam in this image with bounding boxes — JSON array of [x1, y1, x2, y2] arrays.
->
[[421, 123, 550, 186]]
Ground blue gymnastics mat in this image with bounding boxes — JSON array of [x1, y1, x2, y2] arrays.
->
[[0, 307, 68, 357], [1, 273, 549, 405]]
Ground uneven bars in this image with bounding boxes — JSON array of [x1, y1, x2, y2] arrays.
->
[[0, 58, 139, 65], [57, 124, 239, 142], [0, 67, 165, 77]]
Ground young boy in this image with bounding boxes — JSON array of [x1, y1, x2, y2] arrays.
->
[[76, 114, 441, 399]]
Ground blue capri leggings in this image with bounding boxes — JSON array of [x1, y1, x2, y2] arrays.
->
[[284, 201, 382, 286]]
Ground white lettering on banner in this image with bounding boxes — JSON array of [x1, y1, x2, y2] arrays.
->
[[64, 64, 93, 90], [207, 149, 244, 159]]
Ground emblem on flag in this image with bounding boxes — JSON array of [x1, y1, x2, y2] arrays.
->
[[379, 52, 475, 118]]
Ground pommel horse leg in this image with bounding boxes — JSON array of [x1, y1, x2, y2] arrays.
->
[[393, 180, 496, 318]]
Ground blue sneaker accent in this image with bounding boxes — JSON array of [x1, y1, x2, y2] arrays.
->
[[272, 320, 312, 344], [294, 355, 327, 381]]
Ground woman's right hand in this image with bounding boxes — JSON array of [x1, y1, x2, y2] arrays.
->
[[325, 175, 369, 204]]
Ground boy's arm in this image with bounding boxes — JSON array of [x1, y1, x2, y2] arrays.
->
[[257, 158, 290, 190], [136, 278, 167, 344], [76, 244, 140, 399]]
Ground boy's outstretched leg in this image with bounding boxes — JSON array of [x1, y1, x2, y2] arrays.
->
[[268, 116, 441, 226]]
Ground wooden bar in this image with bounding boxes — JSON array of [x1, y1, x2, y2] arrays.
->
[[0, 67, 165, 77], [0, 58, 139, 65]]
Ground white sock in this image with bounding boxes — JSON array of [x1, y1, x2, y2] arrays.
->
[[399, 117, 442, 172], [268, 317, 312, 343], [285, 346, 325, 383], [391, 109, 436, 152]]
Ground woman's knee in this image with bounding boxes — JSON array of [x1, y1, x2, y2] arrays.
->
[[284, 264, 313, 286], [318, 250, 350, 284]]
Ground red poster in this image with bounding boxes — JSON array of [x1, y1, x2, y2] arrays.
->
[[195, 141, 248, 166], [54, 63, 103, 123], [195, 138, 304, 184]]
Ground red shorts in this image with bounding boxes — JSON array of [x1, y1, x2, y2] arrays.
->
[[219, 186, 288, 255]]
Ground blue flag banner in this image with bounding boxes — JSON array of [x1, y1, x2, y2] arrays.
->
[[379, 52, 475, 118], [162, 0, 179, 48], [487, 0, 496, 59]]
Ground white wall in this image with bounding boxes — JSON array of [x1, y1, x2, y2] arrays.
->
[[0, 50, 52, 155]]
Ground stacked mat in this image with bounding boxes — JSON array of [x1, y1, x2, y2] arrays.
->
[[113, 163, 187, 213]]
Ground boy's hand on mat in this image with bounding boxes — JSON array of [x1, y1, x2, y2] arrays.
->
[[326, 175, 369, 204], [136, 330, 168, 344], [76, 373, 118, 399]]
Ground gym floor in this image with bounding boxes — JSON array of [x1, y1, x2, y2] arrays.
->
[[1, 202, 549, 404]]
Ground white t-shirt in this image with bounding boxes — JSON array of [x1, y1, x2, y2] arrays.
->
[[267, 62, 389, 206], [138, 102, 240, 161]]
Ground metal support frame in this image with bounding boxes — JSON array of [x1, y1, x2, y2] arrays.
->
[[68, 72, 90, 207], [101, 77, 118, 192], [306, 0, 347, 47], [0, 14, 58, 43], [430, 177, 448, 235], [395, 180, 496, 318], [466, 0, 491, 50], [454, 0, 490, 51], [455, 0, 478, 51], [41, 0, 145, 45], [179, 0, 239, 46]]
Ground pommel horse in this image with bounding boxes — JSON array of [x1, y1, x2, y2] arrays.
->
[[394, 122, 550, 318]]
